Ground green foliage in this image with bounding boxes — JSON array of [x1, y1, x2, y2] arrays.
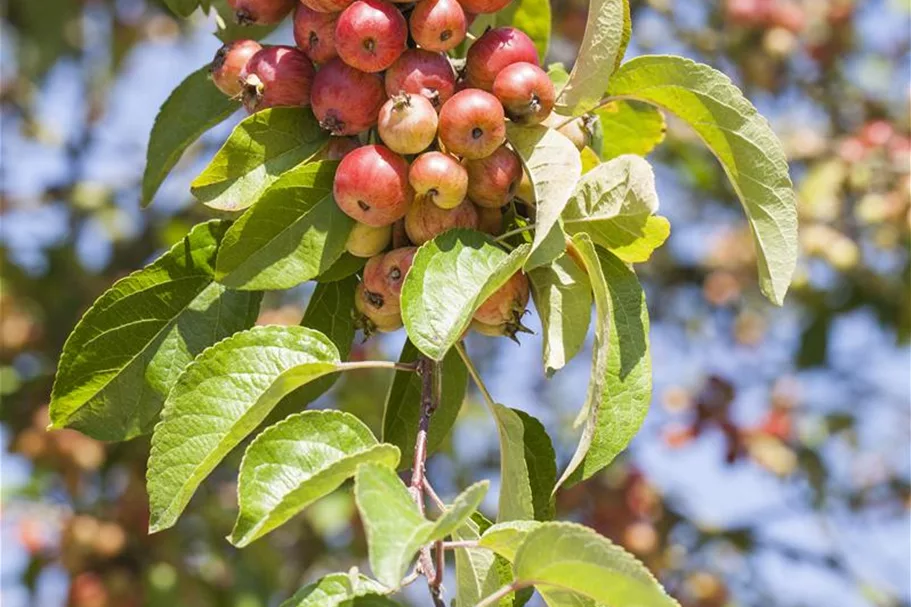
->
[[608, 55, 798, 304], [279, 573, 391, 607], [477, 520, 541, 562], [470, 0, 552, 61], [595, 101, 666, 160], [191, 107, 329, 211], [491, 405, 556, 522], [142, 66, 239, 207], [48, 221, 261, 441]]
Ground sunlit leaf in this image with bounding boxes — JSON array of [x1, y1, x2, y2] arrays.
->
[[280, 573, 389, 607], [493, 405, 556, 522], [595, 101, 666, 160]]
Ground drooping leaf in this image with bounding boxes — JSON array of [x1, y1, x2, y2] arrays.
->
[[555, 235, 651, 489], [554, 0, 627, 117], [401, 230, 530, 361], [382, 341, 467, 468], [354, 462, 488, 588], [142, 67, 239, 207], [49, 221, 261, 441], [528, 253, 593, 376], [512, 523, 680, 607], [164, 0, 200, 18], [280, 573, 389, 607], [615, 0, 631, 72], [478, 520, 542, 562], [231, 411, 400, 546], [191, 107, 329, 211], [147, 326, 341, 532], [595, 101, 666, 161], [607, 55, 798, 304], [506, 124, 582, 270], [492, 405, 556, 522], [215, 161, 353, 290], [563, 155, 669, 263], [547, 63, 570, 90]]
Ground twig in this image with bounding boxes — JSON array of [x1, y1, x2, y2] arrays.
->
[[423, 477, 446, 511], [442, 539, 480, 550], [474, 582, 530, 607]]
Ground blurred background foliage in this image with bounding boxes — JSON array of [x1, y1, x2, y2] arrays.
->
[[1, 0, 908, 606]]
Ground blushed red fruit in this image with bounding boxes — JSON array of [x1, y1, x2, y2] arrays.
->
[[438, 89, 506, 159], [493, 62, 554, 125], [465, 144, 522, 208], [456, 0, 510, 14], [542, 112, 593, 151], [473, 271, 531, 340], [465, 27, 539, 91], [378, 93, 439, 154], [476, 205, 504, 236], [410, 0, 466, 53], [355, 281, 403, 334], [385, 49, 457, 109], [334, 145, 413, 227], [311, 58, 387, 135], [405, 196, 478, 244], [210, 39, 262, 97], [301, 0, 355, 11], [293, 5, 339, 64], [363, 246, 417, 301], [229, 0, 296, 25], [335, 0, 407, 73], [409, 151, 468, 209], [239, 46, 315, 113]]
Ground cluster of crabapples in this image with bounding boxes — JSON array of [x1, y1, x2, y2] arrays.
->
[[209, 0, 587, 339]]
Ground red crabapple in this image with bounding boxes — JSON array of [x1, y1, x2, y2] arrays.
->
[[472, 271, 531, 340], [409, 151, 468, 210], [355, 281, 403, 333], [293, 5, 339, 64], [465, 144, 522, 208], [405, 196, 478, 244], [239, 46, 315, 113], [456, 0, 510, 14], [492, 62, 555, 125], [333, 145, 413, 227], [228, 0, 296, 25], [346, 222, 392, 257], [378, 93, 439, 154], [361, 246, 417, 311], [542, 112, 593, 151], [438, 89, 506, 159], [311, 58, 387, 135], [210, 39, 262, 97], [476, 206, 505, 236], [335, 0, 408, 73], [465, 27, 539, 91], [301, 0, 355, 12], [385, 49, 457, 109], [410, 0, 467, 53]]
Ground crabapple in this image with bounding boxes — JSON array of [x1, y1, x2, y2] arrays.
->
[[322, 136, 361, 160], [335, 0, 407, 73], [465, 144, 522, 208], [385, 49, 457, 109], [476, 206, 505, 236], [514, 168, 534, 204], [409, 151, 468, 209], [472, 271, 531, 340], [311, 58, 387, 135], [355, 281, 404, 334], [361, 247, 417, 311], [209, 39, 262, 97], [543, 112, 593, 151], [456, 0, 510, 14], [465, 27, 539, 91], [346, 222, 392, 257], [333, 145, 413, 227], [438, 89, 506, 159], [229, 0, 296, 25], [492, 62, 554, 125], [239, 46, 315, 113], [410, 0, 467, 53], [301, 0, 355, 11], [293, 5, 339, 64], [378, 93, 439, 155], [405, 196, 478, 244]]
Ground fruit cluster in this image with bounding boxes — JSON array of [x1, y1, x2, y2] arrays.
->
[[210, 0, 556, 339]]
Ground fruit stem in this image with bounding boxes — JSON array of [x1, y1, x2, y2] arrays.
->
[[455, 342, 496, 413]]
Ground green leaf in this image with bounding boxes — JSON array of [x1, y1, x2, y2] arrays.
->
[[210, 0, 279, 42], [354, 462, 488, 588], [555, 235, 651, 489], [381, 341, 467, 467], [454, 515, 532, 607], [215, 161, 354, 290], [401, 230, 530, 361], [280, 573, 389, 607], [49, 221, 261, 441], [563, 155, 669, 263], [492, 405, 556, 522], [528, 253, 593, 376], [615, 0, 631, 72], [142, 67, 239, 207], [506, 124, 582, 269], [164, 0, 200, 18], [231, 411, 400, 546], [607, 55, 798, 304], [191, 107, 329, 212], [147, 326, 341, 533], [512, 522, 679, 607], [595, 101, 666, 161], [478, 520, 542, 562], [547, 63, 570, 90], [318, 253, 368, 282], [554, 0, 627, 117]]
